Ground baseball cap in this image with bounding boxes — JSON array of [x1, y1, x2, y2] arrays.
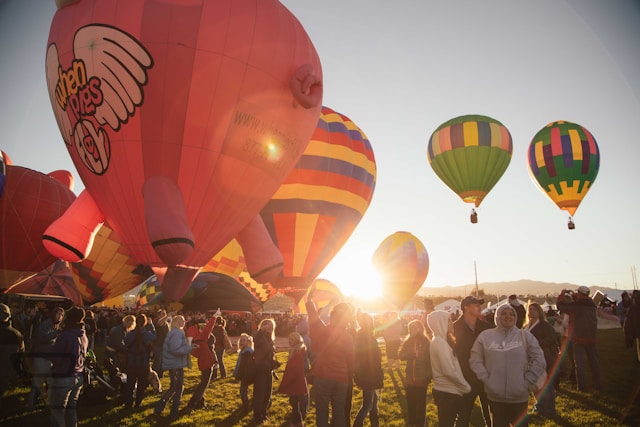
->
[[577, 285, 590, 295], [461, 296, 484, 309]]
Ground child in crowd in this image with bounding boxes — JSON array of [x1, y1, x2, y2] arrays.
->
[[233, 333, 255, 412], [278, 332, 310, 427]]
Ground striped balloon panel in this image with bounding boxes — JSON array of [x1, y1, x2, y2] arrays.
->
[[372, 231, 429, 308], [527, 121, 600, 215], [427, 115, 512, 207], [71, 223, 151, 305], [262, 106, 376, 293]]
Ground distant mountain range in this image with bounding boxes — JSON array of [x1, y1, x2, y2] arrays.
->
[[418, 279, 626, 299]]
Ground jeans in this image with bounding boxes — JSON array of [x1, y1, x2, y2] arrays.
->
[[488, 400, 528, 427], [353, 388, 379, 427], [188, 367, 212, 408], [239, 379, 251, 407], [154, 368, 184, 416], [456, 388, 492, 427], [49, 375, 83, 427], [534, 370, 556, 416], [289, 394, 309, 424], [124, 365, 150, 408], [252, 370, 273, 423], [313, 376, 348, 427], [29, 356, 52, 407], [405, 385, 427, 427], [573, 343, 602, 391], [214, 348, 226, 378], [433, 389, 462, 427]]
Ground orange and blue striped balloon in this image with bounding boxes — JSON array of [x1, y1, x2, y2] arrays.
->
[[261, 106, 377, 298]]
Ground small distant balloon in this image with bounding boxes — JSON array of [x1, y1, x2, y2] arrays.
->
[[527, 120, 600, 228]]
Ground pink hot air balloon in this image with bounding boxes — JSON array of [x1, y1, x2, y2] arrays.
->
[[43, 0, 323, 300]]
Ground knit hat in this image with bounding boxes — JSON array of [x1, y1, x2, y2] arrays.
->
[[65, 306, 85, 325]]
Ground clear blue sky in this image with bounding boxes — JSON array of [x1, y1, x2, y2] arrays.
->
[[1, 1, 639, 297]]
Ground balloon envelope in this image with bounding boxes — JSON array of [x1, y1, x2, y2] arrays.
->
[[0, 165, 75, 288], [7, 260, 83, 306], [70, 222, 153, 305], [527, 120, 600, 216], [161, 272, 263, 313], [45, 0, 323, 297], [261, 106, 377, 298], [372, 231, 429, 309], [134, 274, 163, 309], [427, 114, 512, 208], [295, 278, 343, 314]]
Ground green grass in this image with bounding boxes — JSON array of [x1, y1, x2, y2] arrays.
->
[[1, 328, 638, 426]]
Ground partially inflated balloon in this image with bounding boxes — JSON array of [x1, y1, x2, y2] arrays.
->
[[372, 231, 429, 309], [70, 222, 153, 305], [260, 106, 376, 299], [7, 260, 83, 306], [0, 165, 75, 289], [44, 0, 323, 299], [134, 274, 163, 309], [200, 239, 245, 279], [295, 278, 343, 314], [428, 114, 512, 213], [527, 121, 600, 221]]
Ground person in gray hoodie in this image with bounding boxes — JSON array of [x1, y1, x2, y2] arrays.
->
[[470, 304, 546, 427]]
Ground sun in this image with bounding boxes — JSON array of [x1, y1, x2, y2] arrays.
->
[[319, 251, 383, 299]]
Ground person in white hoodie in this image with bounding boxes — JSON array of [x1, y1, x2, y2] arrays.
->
[[427, 310, 471, 427], [470, 304, 546, 427]]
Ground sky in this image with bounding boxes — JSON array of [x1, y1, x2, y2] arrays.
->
[[1, 0, 639, 298]]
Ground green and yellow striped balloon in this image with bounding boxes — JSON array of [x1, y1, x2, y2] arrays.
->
[[428, 114, 512, 208]]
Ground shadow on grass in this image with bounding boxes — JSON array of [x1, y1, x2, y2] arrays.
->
[[387, 366, 407, 424]]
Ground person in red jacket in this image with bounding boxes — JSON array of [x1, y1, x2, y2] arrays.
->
[[305, 297, 355, 427], [186, 315, 219, 411], [277, 332, 310, 427]]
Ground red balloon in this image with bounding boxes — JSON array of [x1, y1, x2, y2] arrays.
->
[[44, 0, 323, 299], [0, 165, 76, 289]]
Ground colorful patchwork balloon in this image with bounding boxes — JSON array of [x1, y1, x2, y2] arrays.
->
[[428, 114, 512, 220], [372, 231, 429, 309], [527, 120, 600, 227]]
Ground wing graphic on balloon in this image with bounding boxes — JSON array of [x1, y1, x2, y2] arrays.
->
[[372, 231, 429, 309], [527, 120, 600, 229], [428, 114, 512, 223]]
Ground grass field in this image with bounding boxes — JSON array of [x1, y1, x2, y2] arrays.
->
[[1, 328, 638, 426]]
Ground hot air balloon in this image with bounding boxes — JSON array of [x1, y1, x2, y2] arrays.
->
[[260, 106, 377, 300], [427, 114, 513, 223], [527, 121, 600, 229], [237, 271, 278, 304], [147, 272, 263, 313], [0, 165, 76, 289], [70, 222, 154, 305], [134, 274, 163, 309], [43, 0, 323, 301], [7, 260, 83, 306], [295, 278, 343, 314], [372, 231, 429, 309]]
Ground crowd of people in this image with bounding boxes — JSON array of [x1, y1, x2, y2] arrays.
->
[[0, 285, 639, 426]]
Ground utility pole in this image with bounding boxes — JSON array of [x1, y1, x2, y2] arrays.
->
[[632, 265, 638, 290], [474, 260, 479, 297]]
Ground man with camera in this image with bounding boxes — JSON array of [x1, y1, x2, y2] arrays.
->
[[556, 286, 602, 393]]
